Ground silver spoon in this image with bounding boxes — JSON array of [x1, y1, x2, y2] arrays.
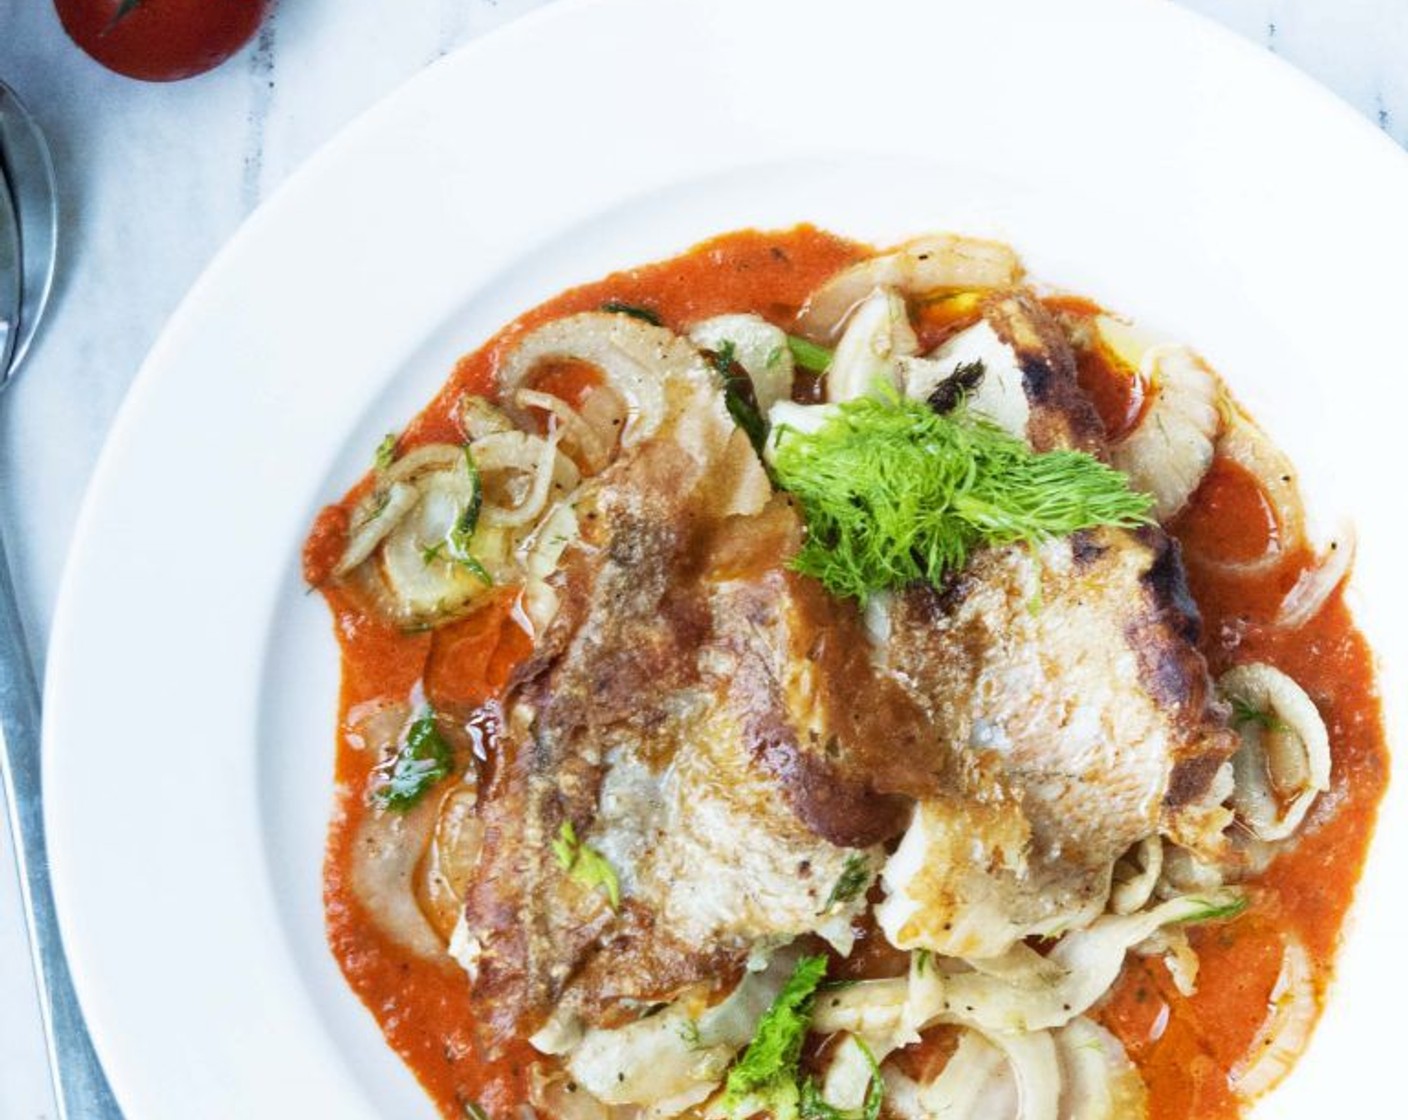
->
[[0, 81, 126, 1118], [0, 82, 57, 379]]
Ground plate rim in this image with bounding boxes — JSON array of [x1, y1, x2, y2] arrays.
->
[[42, 0, 1408, 1116]]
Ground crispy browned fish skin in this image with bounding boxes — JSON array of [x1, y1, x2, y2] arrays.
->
[[464, 429, 738, 1045], [462, 416, 901, 1047], [981, 288, 1106, 453], [887, 524, 1235, 866]]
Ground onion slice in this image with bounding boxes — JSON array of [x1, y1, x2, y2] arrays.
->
[[1219, 663, 1331, 842], [887, 1030, 1015, 1120], [942, 891, 1245, 1034], [796, 234, 1023, 341], [1055, 1017, 1149, 1119], [343, 443, 506, 623], [1110, 344, 1222, 521], [825, 288, 917, 403], [1229, 935, 1317, 1101], [988, 1028, 1061, 1120], [515, 388, 614, 475], [1110, 836, 1163, 916], [336, 443, 467, 578], [560, 954, 797, 1112], [1273, 522, 1356, 630], [473, 428, 579, 528], [688, 312, 795, 412], [347, 779, 444, 958], [496, 312, 708, 450], [1191, 410, 1308, 577], [529, 1063, 614, 1120]]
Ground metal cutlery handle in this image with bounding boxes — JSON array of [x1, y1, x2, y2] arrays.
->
[[0, 531, 125, 1118]]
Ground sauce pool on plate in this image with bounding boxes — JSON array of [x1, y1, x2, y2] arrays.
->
[[305, 226, 1388, 1120]]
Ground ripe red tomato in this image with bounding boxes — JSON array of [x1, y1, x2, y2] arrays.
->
[[54, 0, 272, 82]]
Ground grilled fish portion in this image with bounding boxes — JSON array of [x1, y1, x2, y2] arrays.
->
[[875, 294, 1237, 958], [875, 526, 1236, 956], [461, 394, 890, 1047]]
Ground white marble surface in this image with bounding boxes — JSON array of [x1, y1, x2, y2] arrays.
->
[[0, 0, 1403, 1115]]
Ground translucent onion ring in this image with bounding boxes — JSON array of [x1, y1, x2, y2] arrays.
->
[[515, 387, 614, 475], [1188, 411, 1307, 578], [1229, 935, 1317, 1101]]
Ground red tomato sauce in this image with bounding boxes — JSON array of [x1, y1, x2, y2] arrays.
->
[[305, 227, 1390, 1119]]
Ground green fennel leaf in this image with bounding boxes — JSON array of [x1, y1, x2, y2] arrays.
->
[[1229, 696, 1290, 734], [551, 820, 580, 870], [600, 300, 663, 326], [374, 432, 398, 471], [354, 488, 392, 531], [552, 821, 622, 910], [1180, 893, 1249, 924], [787, 335, 834, 375], [677, 1018, 704, 1050], [372, 710, 454, 812], [770, 392, 1154, 603], [441, 447, 492, 586], [820, 853, 870, 914], [719, 955, 829, 1120], [710, 340, 768, 455]]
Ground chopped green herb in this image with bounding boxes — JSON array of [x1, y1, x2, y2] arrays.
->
[[551, 820, 579, 870], [372, 710, 454, 812], [677, 1018, 703, 1050], [601, 300, 663, 326], [820, 853, 870, 914], [448, 447, 483, 554], [439, 448, 493, 586], [572, 847, 620, 910], [552, 821, 622, 910], [1229, 696, 1289, 734], [770, 392, 1154, 603], [462, 1102, 490, 1120], [374, 432, 398, 470], [354, 488, 392, 530], [765, 344, 785, 369], [914, 949, 931, 977], [726, 393, 768, 455], [448, 550, 493, 585], [719, 955, 829, 1120], [787, 335, 833, 375], [1180, 894, 1249, 924], [710, 340, 738, 375], [798, 1038, 883, 1120], [798, 1081, 845, 1120], [710, 340, 768, 455]]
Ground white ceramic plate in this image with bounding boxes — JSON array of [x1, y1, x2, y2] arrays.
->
[[44, 0, 1408, 1116]]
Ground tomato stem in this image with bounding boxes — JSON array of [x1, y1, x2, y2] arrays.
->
[[106, 0, 145, 31]]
